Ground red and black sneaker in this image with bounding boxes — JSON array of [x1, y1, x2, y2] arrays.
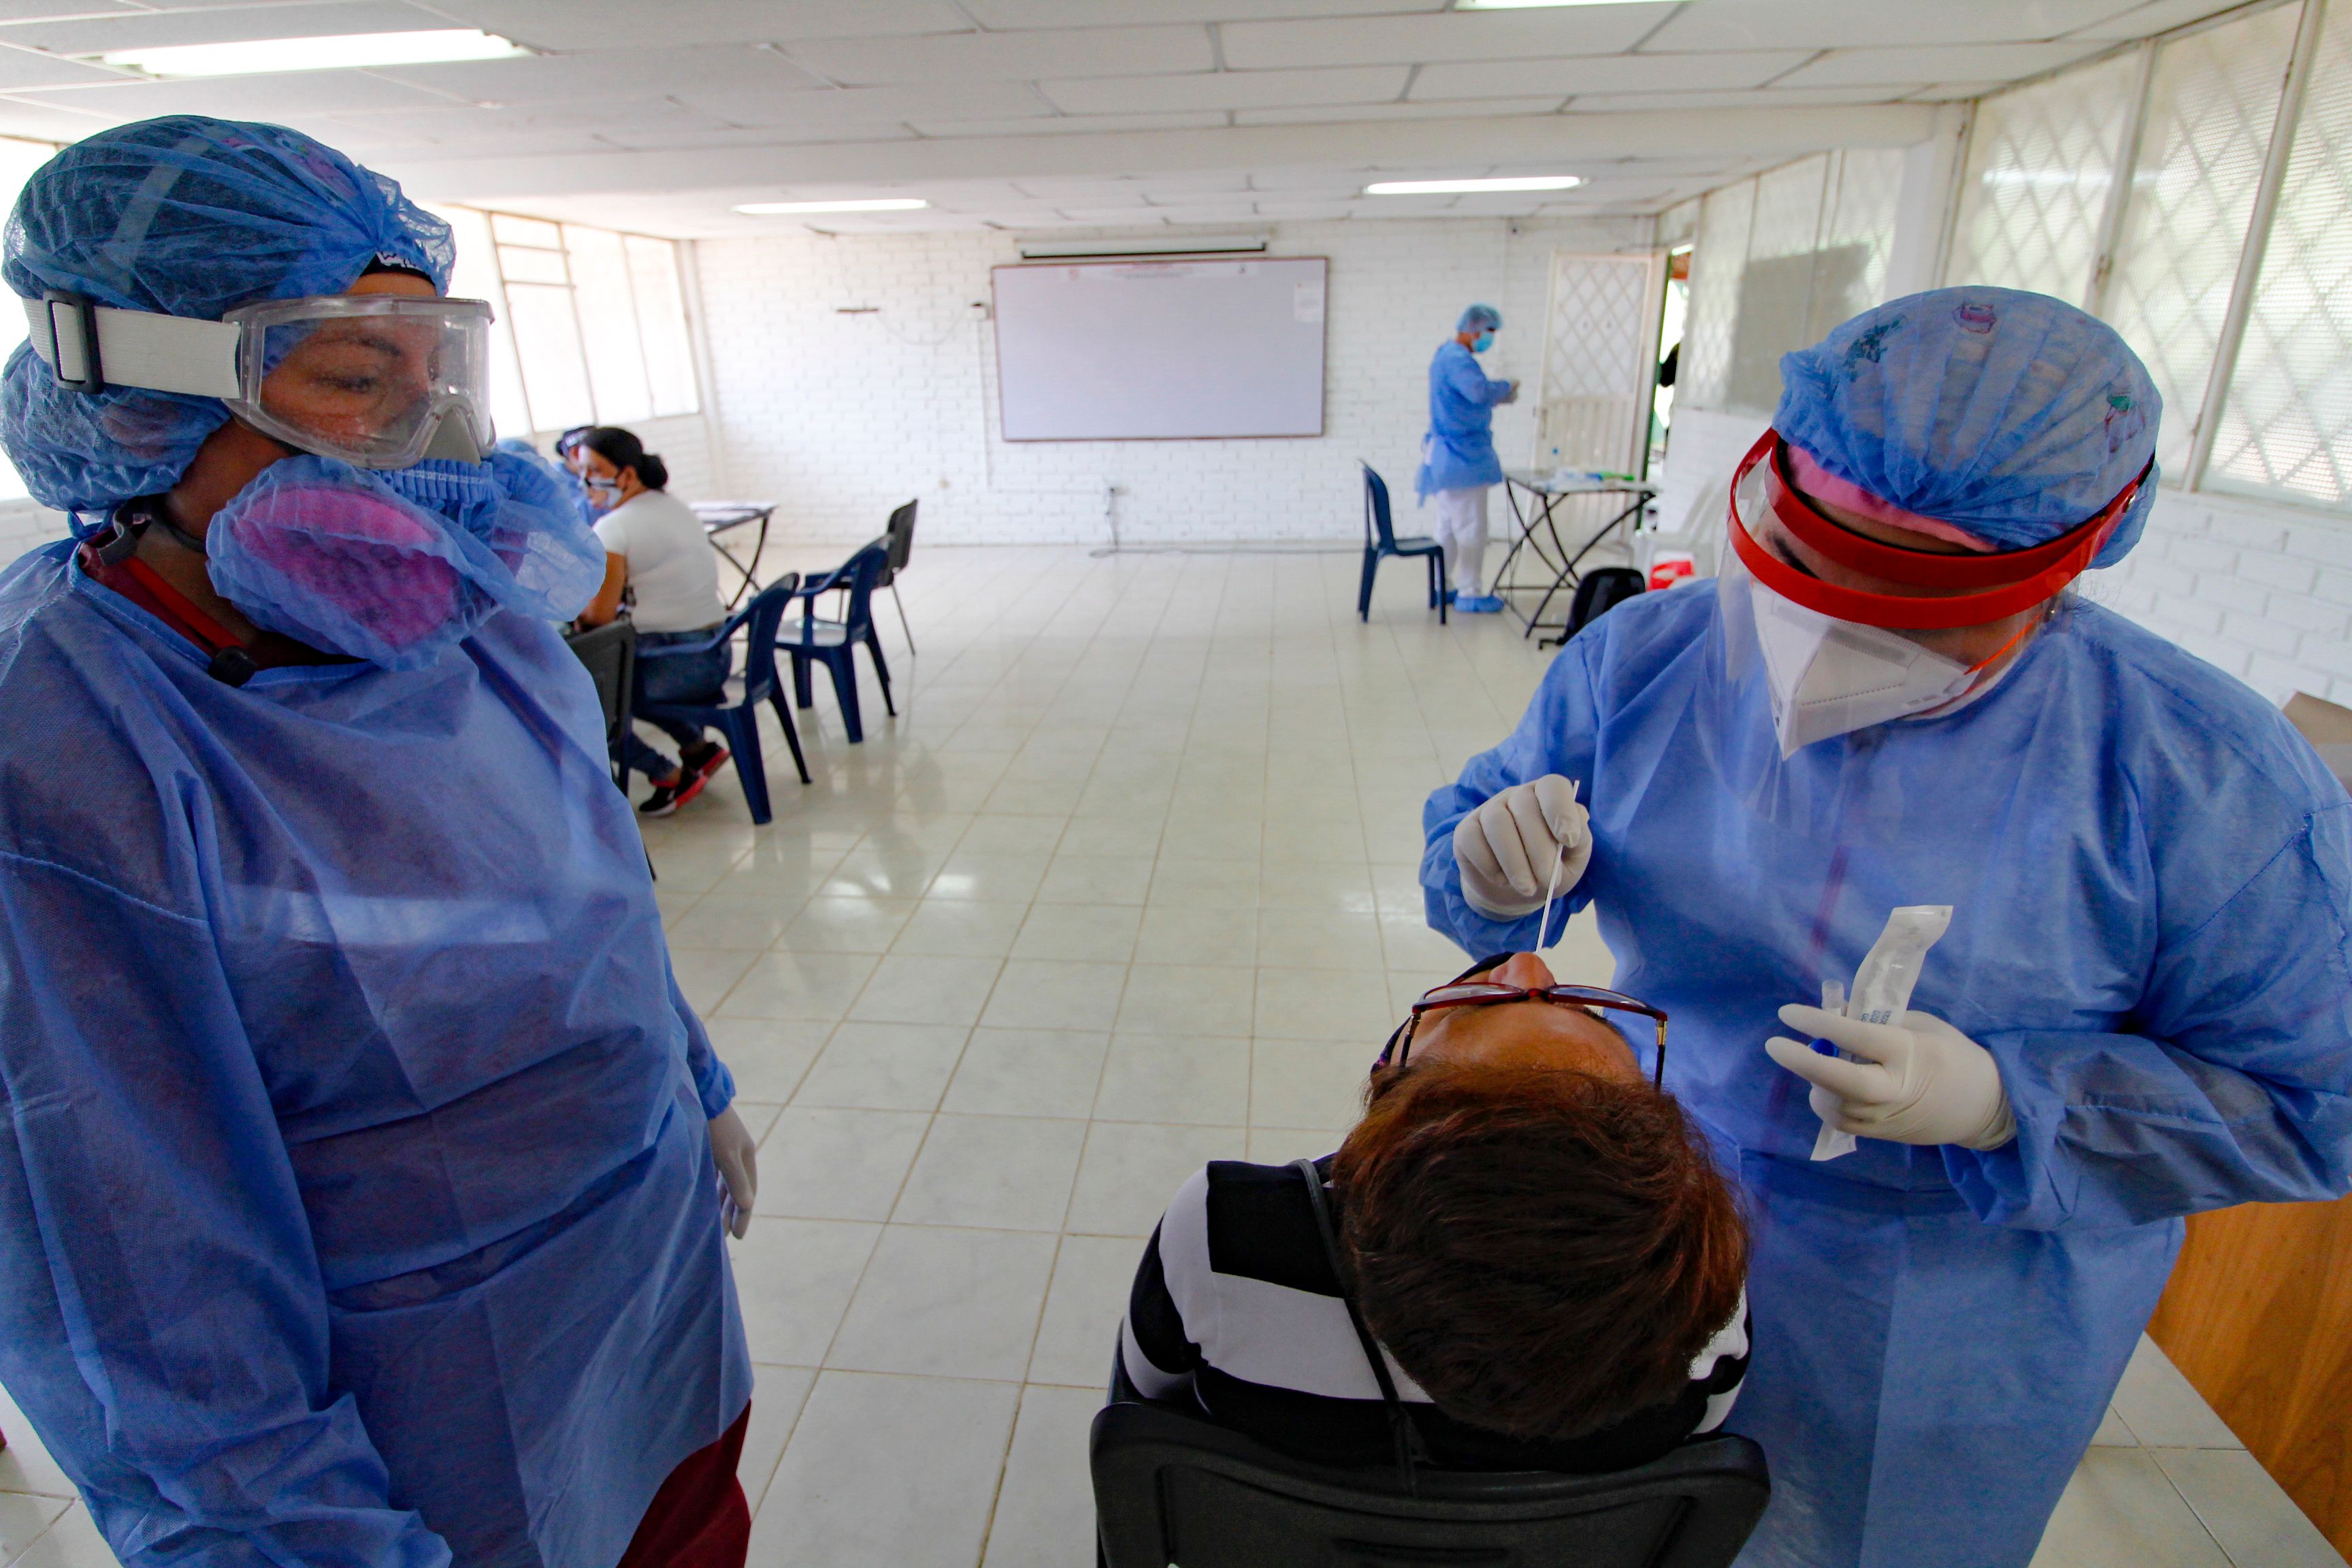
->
[[681, 740, 732, 785], [638, 769, 713, 817]]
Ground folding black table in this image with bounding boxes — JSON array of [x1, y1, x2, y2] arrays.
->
[[689, 501, 775, 609], [1492, 471, 1656, 647]]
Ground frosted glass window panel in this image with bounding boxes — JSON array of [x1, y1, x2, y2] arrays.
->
[[2109, 3, 2299, 477], [1536, 252, 1661, 473], [1949, 51, 2142, 303], [1729, 156, 1831, 416], [497, 244, 569, 287], [490, 212, 563, 250], [503, 282, 595, 434], [1658, 197, 1702, 249], [2211, 0, 2352, 506], [427, 203, 532, 442], [564, 225, 653, 426], [625, 236, 700, 417], [1680, 178, 1754, 412], [1812, 147, 1907, 338]]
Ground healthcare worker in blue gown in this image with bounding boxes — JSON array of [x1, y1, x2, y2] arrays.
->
[[1418, 303, 1520, 613], [0, 118, 759, 1568], [1420, 288, 2352, 1567]]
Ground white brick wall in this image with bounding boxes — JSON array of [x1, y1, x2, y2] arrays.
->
[[688, 216, 1651, 547], [2089, 488, 2352, 706]]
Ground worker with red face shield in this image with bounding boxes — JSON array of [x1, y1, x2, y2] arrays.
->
[[1419, 287, 2352, 1567]]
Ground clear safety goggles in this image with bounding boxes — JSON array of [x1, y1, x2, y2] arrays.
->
[[24, 289, 496, 468]]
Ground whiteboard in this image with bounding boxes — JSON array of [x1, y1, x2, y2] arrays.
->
[[992, 257, 1327, 440]]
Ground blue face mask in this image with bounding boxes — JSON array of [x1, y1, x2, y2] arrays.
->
[[204, 453, 607, 670], [1471, 331, 1495, 353]]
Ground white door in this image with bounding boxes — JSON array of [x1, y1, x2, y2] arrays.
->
[[1534, 251, 1668, 476]]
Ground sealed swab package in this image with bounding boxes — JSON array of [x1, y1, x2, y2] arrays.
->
[[1812, 905, 1953, 1160]]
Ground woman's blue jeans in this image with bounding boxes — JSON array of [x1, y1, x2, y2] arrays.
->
[[621, 626, 732, 781]]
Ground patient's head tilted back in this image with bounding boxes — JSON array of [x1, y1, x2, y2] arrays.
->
[[1331, 1060, 1746, 1443]]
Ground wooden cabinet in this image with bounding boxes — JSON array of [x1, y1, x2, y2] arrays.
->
[[2147, 1197, 2352, 1557]]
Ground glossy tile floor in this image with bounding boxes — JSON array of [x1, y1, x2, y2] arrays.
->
[[0, 543, 2335, 1568]]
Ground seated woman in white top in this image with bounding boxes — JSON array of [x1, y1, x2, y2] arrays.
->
[[1122, 949, 1750, 1473], [572, 427, 731, 817]]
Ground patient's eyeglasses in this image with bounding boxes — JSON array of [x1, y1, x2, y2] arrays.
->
[[1377, 955, 1668, 1088]]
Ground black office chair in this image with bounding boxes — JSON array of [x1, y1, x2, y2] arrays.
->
[[877, 499, 917, 654], [1358, 461, 1448, 624], [1093, 1404, 1769, 1568], [1563, 566, 1647, 642], [563, 618, 638, 789]]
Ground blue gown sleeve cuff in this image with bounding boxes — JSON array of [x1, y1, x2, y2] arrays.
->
[[667, 968, 735, 1120]]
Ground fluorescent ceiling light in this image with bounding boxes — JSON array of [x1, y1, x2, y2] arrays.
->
[[99, 29, 526, 78], [734, 198, 930, 214], [1365, 176, 1585, 195]]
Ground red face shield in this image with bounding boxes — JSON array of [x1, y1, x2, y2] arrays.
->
[[1726, 430, 2148, 631]]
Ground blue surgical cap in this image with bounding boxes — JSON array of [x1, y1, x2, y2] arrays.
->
[[1775, 287, 2161, 568], [1458, 303, 1502, 335], [1, 115, 455, 514]]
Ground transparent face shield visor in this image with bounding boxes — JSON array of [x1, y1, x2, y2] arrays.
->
[[227, 295, 495, 468]]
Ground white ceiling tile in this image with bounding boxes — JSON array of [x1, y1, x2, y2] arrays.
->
[[2063, 0, 2242, 38], [1042, 65, 1409, 114], [12, 67, 457, 112], [964, 0, 1436, 24], [0, 90, 114, 138], [367, 45, 829, 105], [1646, 0, 2142, 51], [0, 42, 132, 88], [1247, 199, 1352, 218], [420, 0, 973, 50], [1232, 97, 1566, 125], [1052, 207, 1171, 223], [1774, 40, 2107, 87], [907, 110, 1230, 136], [690, 79, 1049, 129], [788, 25, 1212, 85], [1565, 84, 1916, 112], [1411, 50, 1810, 99], [1902, 80, 2012, 101], [1220, 6, 1671, 69], [0, 3, 142, 19], [589, 122, 924, 152], [0, 1, 446, 53]]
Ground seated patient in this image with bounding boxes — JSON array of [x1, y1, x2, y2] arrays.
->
[[1120, 950, 1748, 1472]]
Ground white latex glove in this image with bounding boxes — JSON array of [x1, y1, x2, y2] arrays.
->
[[1765, 1004, 2017, 1151], [1452, 775, 1590, 919], [708, 1106, 759, 1239]]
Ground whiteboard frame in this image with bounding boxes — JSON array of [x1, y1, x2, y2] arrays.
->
[[989, 256, 1330, 443]]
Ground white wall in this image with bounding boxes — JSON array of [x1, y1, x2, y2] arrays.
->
[[689, 216, 1653, 548]]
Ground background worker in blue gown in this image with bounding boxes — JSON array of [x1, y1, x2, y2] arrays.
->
[[1419, 287, 2352, 1567], [0, 117, 759, 1568], [1417, 303, 1519, 614]]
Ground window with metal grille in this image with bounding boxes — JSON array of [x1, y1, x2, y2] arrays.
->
[[1948, 50, 2144, 305]]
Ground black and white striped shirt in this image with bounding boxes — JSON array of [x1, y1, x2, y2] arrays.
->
[[1121, 1156, 1749, 1472]]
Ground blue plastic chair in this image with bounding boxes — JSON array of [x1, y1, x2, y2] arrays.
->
[[781, 541, 897, 744], [1358, 461, 1448, 624], [635, 575, 812, 826]]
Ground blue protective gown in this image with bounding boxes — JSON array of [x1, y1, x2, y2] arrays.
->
[[0, 541, 752, 1568], [1422, 581, 2352, 1568], [1416, 340, 1514, 497]]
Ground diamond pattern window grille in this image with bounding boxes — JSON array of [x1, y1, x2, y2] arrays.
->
[[1680, 178, 1754, 412], [2210, 3, 2352, 506], [1949, 50, 2142, 303], [1537, 254, 1659, 472], [2108, 4, 2298, 477], [1812, 148, 1907, 340]]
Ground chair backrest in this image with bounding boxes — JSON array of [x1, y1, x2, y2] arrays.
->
[[564, 619, 636, 741], [1361, 461, 1399, 550], [1092, 1401, 1769, 1568], [1566, 567, 1647, 640], [823, 542, 891, 638], [722, 573, 800, 707], [881, 500, 917, 581]]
